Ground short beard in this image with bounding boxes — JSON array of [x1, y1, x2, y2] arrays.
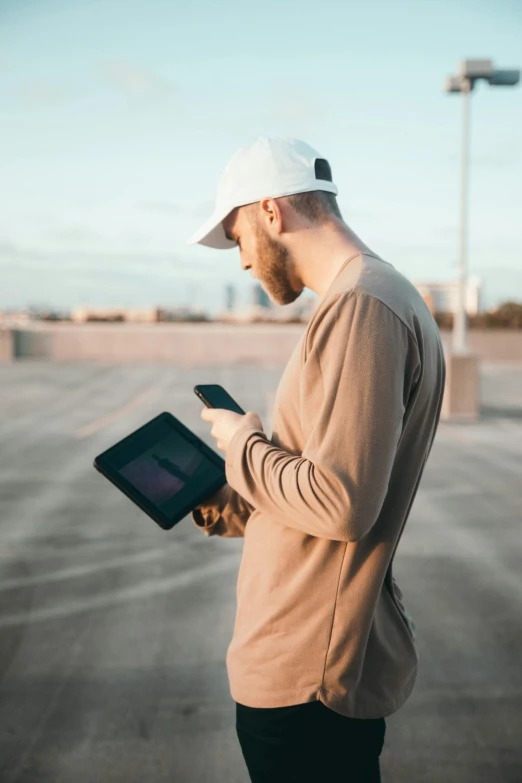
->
[[254, 221, 302, 306]]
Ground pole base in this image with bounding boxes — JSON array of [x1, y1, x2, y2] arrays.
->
[[441, 348, 480, 421]]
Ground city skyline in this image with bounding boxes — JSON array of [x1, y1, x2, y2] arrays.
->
[[1, 0, 521, 312]]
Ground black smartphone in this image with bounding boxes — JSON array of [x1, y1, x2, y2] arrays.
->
[[194, 384, 246, 415]]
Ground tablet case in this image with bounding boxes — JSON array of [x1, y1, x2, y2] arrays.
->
[[93, 411, 227, 531]]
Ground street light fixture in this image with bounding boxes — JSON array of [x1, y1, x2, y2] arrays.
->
[[444, 59, 520, 354]]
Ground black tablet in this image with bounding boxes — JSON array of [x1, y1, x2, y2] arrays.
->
[[93, 412, 226, 531]]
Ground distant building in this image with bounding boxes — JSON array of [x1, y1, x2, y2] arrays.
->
[[267, 297, 319, 322], [225, 284, 237, 312], [413, 277, 482, 316], [252, 283, 272, 310], [71, 307, 160, 323], [157, 306, 209, 322], [215, 285, 319, 324]]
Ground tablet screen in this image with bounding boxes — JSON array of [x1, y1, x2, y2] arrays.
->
[[101, 415, 224, 519]]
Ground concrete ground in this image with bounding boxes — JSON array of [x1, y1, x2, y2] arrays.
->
[[0, 361, 521, 783]]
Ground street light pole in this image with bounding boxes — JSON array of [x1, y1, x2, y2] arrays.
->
[[445, 59, 520, 356], [454, 77, 471, 354]]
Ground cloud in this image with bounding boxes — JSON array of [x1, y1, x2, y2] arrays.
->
[[139, 201, 184, 215], [268, 90, 319, 123], [131, 200, 216, 219], [52, 225, 106, 246], [192, 199, 214, 218], [447, 142, 520, 169], [0, 237, 228, 308], [99, 60, 176, 97], [0, 238, 215, 278], [136, 200, 216, 218], [0, 240, 18, 256], [20, 83, 65, 106]]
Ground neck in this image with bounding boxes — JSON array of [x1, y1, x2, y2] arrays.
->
[[290, 221, 375, 298]]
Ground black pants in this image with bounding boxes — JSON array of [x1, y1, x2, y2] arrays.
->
[[235, 699, 386, 783]]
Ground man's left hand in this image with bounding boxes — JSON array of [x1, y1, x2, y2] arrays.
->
[[200, 408, 264, 453]]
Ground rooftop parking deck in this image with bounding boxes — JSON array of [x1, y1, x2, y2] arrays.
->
[[0, 361, 521, 782]]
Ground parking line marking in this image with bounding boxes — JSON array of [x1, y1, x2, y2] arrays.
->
[[75, 386, 155, 439]]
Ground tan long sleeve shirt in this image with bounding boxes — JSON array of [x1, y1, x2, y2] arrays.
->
[[192, 252, 446, 719]]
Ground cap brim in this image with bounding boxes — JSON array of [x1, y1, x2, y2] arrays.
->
[[186, 206, 237, 249]]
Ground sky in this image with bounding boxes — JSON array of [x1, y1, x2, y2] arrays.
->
[[1, 0, 521, 314]]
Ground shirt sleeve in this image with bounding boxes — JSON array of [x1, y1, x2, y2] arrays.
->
[[224, 291, 420, 542], [191, 482, 256, 538]]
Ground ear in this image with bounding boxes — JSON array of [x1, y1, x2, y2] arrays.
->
[[260, 197, 283, 234]]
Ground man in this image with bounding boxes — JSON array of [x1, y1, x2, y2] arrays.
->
[[185, 137, 446, 782]]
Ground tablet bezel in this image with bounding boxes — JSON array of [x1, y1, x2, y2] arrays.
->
[[93, 411, 226, 531]]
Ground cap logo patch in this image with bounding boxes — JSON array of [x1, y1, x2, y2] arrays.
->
[[314, 158, 332, 182]]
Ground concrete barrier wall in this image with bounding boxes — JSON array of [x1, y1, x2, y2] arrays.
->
[[11, 323, 307, 364], [7, 324, 522, 364]]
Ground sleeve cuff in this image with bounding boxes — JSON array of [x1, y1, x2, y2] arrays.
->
[[191, 506, 216, 536], [191, 483, 229, 536], [225, 424, 267, 485]]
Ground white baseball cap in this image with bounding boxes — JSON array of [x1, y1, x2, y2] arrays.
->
[[185, 136, 338, 249]]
